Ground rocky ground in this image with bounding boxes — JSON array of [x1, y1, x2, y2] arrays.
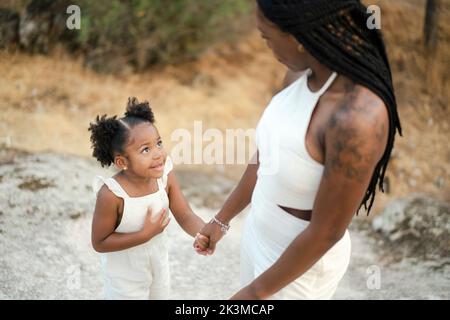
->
[[0, 149, 448, 299]]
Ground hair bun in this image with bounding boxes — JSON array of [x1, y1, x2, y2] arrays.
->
[[124, 97, 155, 123], [88, 114, 120, 167]]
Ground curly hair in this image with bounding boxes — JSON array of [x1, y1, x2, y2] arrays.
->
[[88, 97, 155, 167], [257, 0, 402, 214]]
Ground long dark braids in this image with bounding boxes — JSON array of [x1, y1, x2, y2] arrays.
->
[[257, 0, 402, 214]]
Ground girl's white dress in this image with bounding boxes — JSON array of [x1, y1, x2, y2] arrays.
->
[[92, 157, 173, 300]]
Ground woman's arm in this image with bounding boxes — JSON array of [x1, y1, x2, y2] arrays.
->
[[167, 171, 206, 237], [195, 152, 260, 254], [215, 152, 259, 224], [232, 95, 389, 299], [91, 185, 169, 253]]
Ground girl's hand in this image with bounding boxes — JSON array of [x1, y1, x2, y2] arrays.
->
[[141, 207, 170, 241], [193, 233, 210, 255]]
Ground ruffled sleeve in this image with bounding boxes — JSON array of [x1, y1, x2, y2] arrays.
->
[[92, 175, 128, 199], [161, 156, 173, 188]]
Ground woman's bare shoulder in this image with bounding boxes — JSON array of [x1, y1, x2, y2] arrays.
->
[[338, 84, 389, 128], [326, 84, 390, 157], [323, 85, 390, 180]]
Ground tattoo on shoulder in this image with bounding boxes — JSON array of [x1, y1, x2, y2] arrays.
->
[[324, 90, 387, 182]]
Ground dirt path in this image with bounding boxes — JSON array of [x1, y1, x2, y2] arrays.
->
[[0, 151, 448, 299]]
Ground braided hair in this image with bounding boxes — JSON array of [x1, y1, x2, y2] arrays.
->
[[88, 97, 155, 167], [257, 0, 402, 214]]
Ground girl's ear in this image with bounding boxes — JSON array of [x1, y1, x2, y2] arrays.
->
[[114, 155, 128, 171]]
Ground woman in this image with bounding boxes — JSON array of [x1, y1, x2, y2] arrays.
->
[[195, 0, 402, 299]]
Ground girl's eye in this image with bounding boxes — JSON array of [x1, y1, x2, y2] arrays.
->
[[142, 141, 162, 153]]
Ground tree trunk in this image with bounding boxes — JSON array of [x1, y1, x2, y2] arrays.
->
[[424, 0, 440, 50]]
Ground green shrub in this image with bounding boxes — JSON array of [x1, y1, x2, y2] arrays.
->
[[73, 0, 253, 72]]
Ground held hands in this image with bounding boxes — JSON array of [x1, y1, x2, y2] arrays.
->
[[193, 233, 210, 256], [193, 217, 228, 255], [141, 207, 170, 241]]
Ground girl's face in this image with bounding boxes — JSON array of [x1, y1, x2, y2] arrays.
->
[[256, 7, 309, 72], [117, 122, 167, 179]]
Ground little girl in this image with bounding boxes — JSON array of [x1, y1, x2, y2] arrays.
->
[[89, 97, 208, 300]]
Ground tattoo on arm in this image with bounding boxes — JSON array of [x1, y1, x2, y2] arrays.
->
[[324, 91, 387, 183]]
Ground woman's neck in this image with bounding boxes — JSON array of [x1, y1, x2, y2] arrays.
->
[[306, 58, 333, 93], [306, 58, 354, 94]]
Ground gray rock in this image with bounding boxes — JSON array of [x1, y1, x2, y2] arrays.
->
[[372, 194, 450, 260]]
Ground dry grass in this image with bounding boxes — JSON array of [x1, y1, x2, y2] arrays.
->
[[0, 0, 448, 212], [0, 36, 282, 167]]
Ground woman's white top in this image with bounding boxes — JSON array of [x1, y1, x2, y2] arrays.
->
[[255, 69, 338, 210]]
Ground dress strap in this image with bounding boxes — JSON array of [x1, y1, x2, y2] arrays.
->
[[156, 178, 165, 192], [315, 71, 338, 96], [161, 156, 173, 188]]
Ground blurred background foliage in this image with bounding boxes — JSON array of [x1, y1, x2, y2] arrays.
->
[[0, 0, 253, 72], [75, 0, 252, 71]]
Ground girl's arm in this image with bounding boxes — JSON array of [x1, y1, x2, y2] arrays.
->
[[167, 171, 206, 237], [91, 185, 169, 253], [231, 96, 389, 299]]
